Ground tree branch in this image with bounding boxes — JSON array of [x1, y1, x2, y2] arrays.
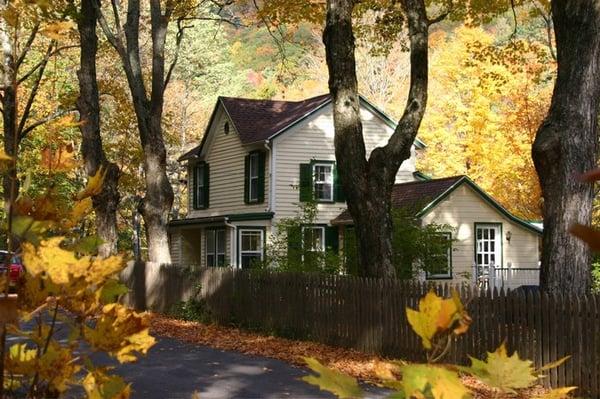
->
[[16, 41, 56, 141], [15, 22, 40, 69], [94, 0, 125, 55], [17, 45, 78, 84], [164, 17, 191, 90], [19, 108, 77, 140]]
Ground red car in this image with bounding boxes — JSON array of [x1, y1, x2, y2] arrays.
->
[[0, 251, 24, 289]]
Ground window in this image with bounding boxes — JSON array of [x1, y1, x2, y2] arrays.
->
[[206, 229, 225, 267], [248, 153, 260, 202], [194, 163, 208, 209], [302, 226, 325, 252], [426, 233, 452, 279], [313, 163, 333, 201], [239, 229, 264, 268]]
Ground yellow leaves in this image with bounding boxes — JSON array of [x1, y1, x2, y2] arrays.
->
[[40, 20, 75, 41], [83, 369, 131, 399], [5, 341, 81, 393], [303, 357, 363, 399], [40, 144, 77, 172], [406, 290, 471, 350], [76, 166, 107, 201], [85, 304, 155, 363], [463, 343, 536, 394], [22, 237, 124, 285], [401, 364, 470, 399]]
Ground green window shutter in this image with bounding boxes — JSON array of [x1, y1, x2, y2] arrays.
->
[[287, 226, 302, 262], [203, 163, 210, 208], [325, 225, 339, 253], [299, 163, 313, 202], [244, 155, 250, 204], [333, 164, 345, 202], [192, 164, 199, 209], [257, 151, 266, 203]]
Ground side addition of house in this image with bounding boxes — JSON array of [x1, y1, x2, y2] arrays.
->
[[169, 94, 542, 289]]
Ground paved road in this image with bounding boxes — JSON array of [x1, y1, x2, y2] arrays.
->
[[113, 337, 388, 399]]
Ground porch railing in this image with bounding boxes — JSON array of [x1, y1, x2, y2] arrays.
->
[[474, 263, 540, 291]]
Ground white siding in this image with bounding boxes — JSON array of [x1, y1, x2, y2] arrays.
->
[[187, 107, 270, 218], [272, 103, 417, 224], [421, 184, 541, 284]]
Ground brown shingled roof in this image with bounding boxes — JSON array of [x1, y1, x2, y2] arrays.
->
[[178, 94, 331, 161], [331, 176, 465, 225], [221, 94, 331, 144]]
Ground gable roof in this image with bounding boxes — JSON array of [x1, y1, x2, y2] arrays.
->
[[331, 175, 542, 235], [178, 94, 426, 161]]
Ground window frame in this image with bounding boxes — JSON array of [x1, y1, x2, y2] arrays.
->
[[474, 222, 503, 269], [194, 162, 208, 210], [425, 232, 453, 280], [312, 162, 334, 202], [248, 152, 260, 203], [238, 228, 265, 268], [301, 225, 326, 253], [206, 228, 226, 267]]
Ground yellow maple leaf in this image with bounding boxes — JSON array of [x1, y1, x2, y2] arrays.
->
[[76, 166, 107, 200], [85, 304, 155, 363], [406, 290, 470, 349], [463, 343, 537, 394], [401, 364, 471, 399]]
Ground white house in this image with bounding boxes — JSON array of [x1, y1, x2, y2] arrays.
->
[[169, 94, 542, 289]]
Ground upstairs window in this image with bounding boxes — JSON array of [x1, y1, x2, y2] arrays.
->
[[299, 161, 344, 203], [248, 152, 260, 202], [244, 151, 265, 204], [193, 162, 209, 209], [313, 163, 333, 201]]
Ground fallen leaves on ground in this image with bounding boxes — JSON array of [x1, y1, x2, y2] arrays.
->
[[150, 314, 552, 399]]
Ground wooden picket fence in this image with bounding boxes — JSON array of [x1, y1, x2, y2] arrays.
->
[[125, 264, 600, 397]]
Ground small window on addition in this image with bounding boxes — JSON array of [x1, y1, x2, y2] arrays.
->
[[224, 122, 230, 135]]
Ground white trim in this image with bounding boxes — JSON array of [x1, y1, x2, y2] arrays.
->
[[238, 228, 265, 268], [313, 163, 334, 202]]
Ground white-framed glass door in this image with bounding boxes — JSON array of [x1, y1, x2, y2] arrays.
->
[[475, 224, 501, 270]]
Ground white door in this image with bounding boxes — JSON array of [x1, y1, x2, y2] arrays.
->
[[475, 224, 501, 271]]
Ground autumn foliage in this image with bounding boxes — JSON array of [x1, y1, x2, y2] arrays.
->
[[304, 290, 574, 399], [0, 154, 154, 398]]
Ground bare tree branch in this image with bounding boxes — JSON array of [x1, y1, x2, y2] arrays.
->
[[94, 0, 125, 54], [164, 17, 192, 89], [15, 22, 40, 69]]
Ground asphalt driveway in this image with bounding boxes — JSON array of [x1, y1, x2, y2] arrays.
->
[[113, 337, 388, 399]]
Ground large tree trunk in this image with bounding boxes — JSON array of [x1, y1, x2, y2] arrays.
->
[[76, 0, 120, 258], [323, 0, 429, 277], [0, 3, 18, 208], [532, 0, 600, 295], [96, 0, 174, 263]]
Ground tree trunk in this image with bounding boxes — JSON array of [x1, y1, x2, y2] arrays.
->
[[323, 0, 429, 277], [532, 0, 600, 295], [76, 0, 120, 258], [0, 3, 18, 208], [98, 0, 174, 264]]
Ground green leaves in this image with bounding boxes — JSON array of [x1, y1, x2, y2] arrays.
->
[[302, 357, 363, 399]]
